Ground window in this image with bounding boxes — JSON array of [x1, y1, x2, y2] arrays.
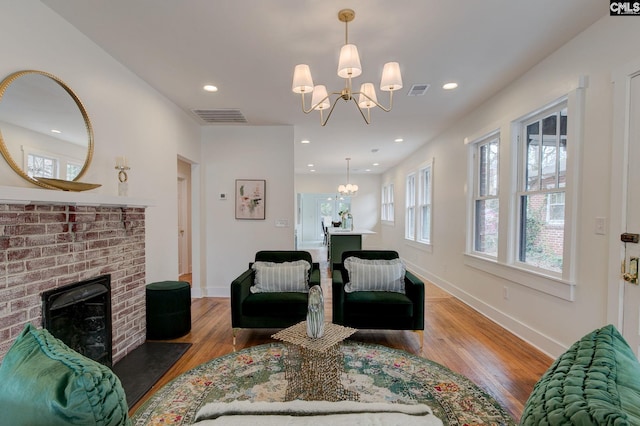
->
[[27, 153, 56, 178], [405, 173, 416, 240], [418, 163, 432, 244], [405, 160, 433, 246], [381, 183, 394, 222], [471, 133, 499, 257], [546, 192, 565, 224], [66, 162, 83, 180], [24, 146, 83, 181], [465, 91, 580, 300], [517, 103, 567, 274]]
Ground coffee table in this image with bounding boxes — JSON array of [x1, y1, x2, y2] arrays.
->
[[272, 321, 359, 401]]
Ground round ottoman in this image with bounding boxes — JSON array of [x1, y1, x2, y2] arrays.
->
[[146, 281, 191, 339]]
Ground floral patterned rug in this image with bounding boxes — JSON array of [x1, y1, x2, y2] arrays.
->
[[131, 342, 515, 425]]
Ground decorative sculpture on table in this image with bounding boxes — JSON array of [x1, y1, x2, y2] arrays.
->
[[306, 285, 325, 338]]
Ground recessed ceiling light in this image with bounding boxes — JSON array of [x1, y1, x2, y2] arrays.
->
[[442, 82, 458, 90], [51, 129, 61, 134], [365, 169, 372, 172], [310, 169, 316, 172], [203, 85, 218, 92], [373, 163, 380, 166], [300, 139, 310, 144], [394, 138, 403, 143], [307, 163, 314, 167]]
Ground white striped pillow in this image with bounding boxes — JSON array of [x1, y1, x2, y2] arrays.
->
[[250, 260, 310, 293], [344, 257, 405, 293]]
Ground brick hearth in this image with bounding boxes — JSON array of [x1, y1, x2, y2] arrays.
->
[[0, 203, 147, 363]]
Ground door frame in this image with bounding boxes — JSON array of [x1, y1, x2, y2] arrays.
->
[[177, 174, 190, 275], [607, 57, 640, 330]]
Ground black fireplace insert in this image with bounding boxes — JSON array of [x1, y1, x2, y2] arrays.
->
[[41, 274, 112, 367]]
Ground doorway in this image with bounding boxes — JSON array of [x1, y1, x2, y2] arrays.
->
[[177, 159, 192, 281], [297, 193, 351, 247], [610, 59, 640, 356]]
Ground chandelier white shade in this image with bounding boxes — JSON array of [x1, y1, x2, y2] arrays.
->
[[358, 83, 378, 108], [338, 158, 358, 196], [291, 9, 403, 126], [291, 64, 313, 94], [311, 85, 330, 110], [337, 44, 362, 78]]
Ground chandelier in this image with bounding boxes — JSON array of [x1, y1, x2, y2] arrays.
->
[[291, 9, 403, 126], [338, 158, 358, 196]]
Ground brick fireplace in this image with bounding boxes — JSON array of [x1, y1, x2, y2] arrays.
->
[[0, 201, 147, 364]]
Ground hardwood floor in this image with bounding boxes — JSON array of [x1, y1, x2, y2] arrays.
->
[[130, 249, 553, 421]]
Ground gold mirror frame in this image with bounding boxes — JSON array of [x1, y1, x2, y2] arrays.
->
[[0, 70, 94, 189]]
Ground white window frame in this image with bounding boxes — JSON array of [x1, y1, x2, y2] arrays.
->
[[464, 85, 585, 302], [467, 130, 500, 259], [381, 183, 394, 223], [404, 160, 434, 248], [22, 145, 84, 180], [405, 173, 416, 240], [515, 100, 568, 277], [546, 191, 565, 225], [417, 161, 433, 244], [26, 152, 58, 178]]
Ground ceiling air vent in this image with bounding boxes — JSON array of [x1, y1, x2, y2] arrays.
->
[[407, 84, 430, 97], [192, 109, 247, 124]]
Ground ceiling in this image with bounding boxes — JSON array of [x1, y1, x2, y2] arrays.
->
[[40, 0, 606, 176]]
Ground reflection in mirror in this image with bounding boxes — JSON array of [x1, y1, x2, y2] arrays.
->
[[0, 70, 93, 189]]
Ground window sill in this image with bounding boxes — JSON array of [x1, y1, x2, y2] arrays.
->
[[405, 239, 433, 253], [463, 252, 575, 301], [381, 220, 395, 226]]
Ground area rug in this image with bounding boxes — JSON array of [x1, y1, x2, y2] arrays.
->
[[113, 342, 192, 408], [131, 342, 515, 425]]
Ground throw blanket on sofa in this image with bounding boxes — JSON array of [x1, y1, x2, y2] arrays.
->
[[194, 400, 443, 425]]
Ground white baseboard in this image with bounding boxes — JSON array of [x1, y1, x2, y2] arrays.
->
[[403, 258, 566, 358], [191, 286, 229, 298]]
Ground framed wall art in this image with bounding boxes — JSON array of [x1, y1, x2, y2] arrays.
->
[[235, 179, 265, 220]]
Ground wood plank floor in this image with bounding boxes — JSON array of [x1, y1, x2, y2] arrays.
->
[[133, 251, 553, 421]]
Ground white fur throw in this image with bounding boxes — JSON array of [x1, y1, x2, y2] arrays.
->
[[194, 400, 443, 425]]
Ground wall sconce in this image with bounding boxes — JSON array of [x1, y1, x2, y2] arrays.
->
[[115, 156, 130, 196]]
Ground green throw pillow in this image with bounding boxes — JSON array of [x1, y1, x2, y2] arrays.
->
[[520, 324, 640, 426], [0, 324, 130, 426]]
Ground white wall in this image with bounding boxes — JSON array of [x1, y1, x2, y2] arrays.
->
[[198, 126, 295, 297], [380, 15, 640, 356], [296, 173, 382, 248], [0, 1, 202, 284]]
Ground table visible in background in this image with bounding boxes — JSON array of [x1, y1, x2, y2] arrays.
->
[[272, 321, 358, 401]]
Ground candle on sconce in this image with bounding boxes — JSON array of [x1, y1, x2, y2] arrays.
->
[[115, 156, 129, 169]]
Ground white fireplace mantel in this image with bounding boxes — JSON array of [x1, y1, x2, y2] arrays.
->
[[0, 186, 153, 208]]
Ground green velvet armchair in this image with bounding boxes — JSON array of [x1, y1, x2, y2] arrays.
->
[[332, 250, 425, 347], [231, 250, 320, 345]]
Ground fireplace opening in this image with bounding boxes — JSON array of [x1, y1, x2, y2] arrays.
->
[[41, 275, 112, 367]]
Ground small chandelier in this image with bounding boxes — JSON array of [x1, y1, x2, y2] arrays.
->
[[291, 9, 403, 126], [338, 158, 358, 196]]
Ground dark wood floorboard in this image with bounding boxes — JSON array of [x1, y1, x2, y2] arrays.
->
[[130, 248, 553, 422]]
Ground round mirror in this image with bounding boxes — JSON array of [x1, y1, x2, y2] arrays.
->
[[0, 70, 94, 189]]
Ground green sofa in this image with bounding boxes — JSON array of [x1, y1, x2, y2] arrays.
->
[[230, 250, 320, 344], [520, 324, 640, 425], [332, 250, 425, 346]]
